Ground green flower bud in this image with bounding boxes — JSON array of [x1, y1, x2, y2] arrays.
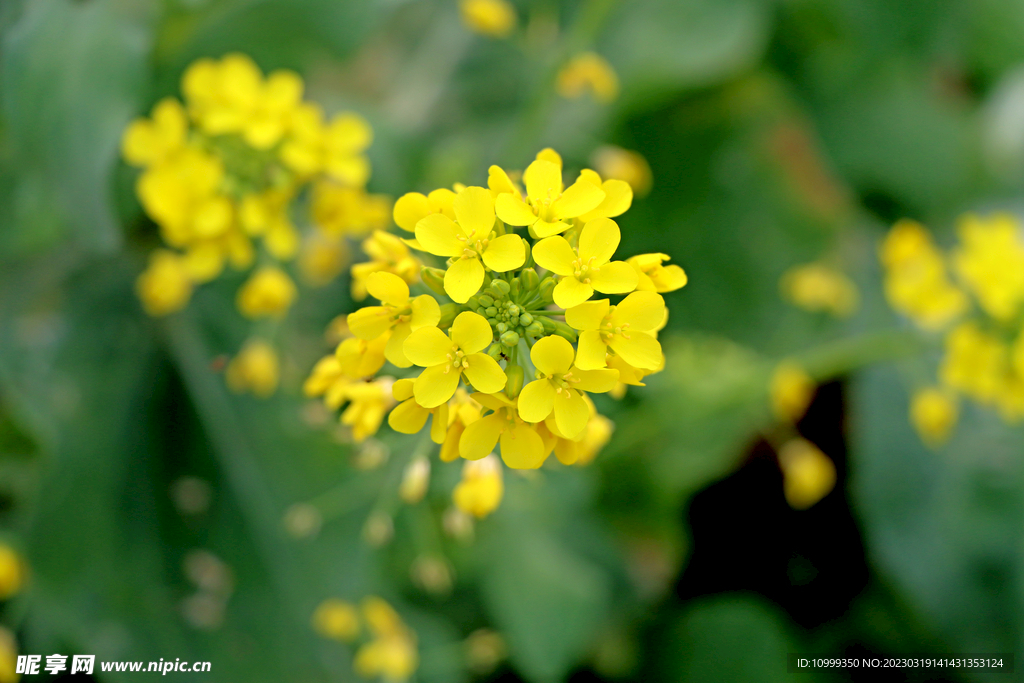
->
[[538, 277, 556, 303], [506, 304, 520, 317], [421, 267, 447, 297], [508, 315, 519, 327], [485, 306, 498, 317], [520, 268, 539, 292], [540, 317, 557, 332], [551, 321, 577, 343], [519, 312, 534, 326], [500, 330, 520, 347], [438, 303, 460, 328], [487, 317, 499, 326], [526, 321, 545, 337], [491, 280, 511, 296], [477, 294, 494, 308], [496, 322, 508, 333], [504, 363, 524, 398], [487, 343, 503, 360], [510, 278, 522, 299]]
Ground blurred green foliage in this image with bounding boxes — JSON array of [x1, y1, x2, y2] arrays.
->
[[2, 0, 1024, 681]]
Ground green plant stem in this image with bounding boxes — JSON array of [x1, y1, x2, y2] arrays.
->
[[795, 327, 933, 380]]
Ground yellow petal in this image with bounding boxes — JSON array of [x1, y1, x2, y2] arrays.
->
[[428, 188, 457, 218], [565, 299, 610, 330], [472, 392, 513, 412], [554, 437, 578, 465], [453, 186, 495, 239], [591, 261, 638, 294], [551, 180, 605, 220], [580, 179, 632, 222], [572, 368, 618, 392], [404, 326, 453, 367], [488, 165, 519, 197], [536, 148, 563, 168], [366, 271, 410, 306], [389, 398, 430, 434], [464, 354, 507, 393], [574, 330, 608, 370], [416, 213, 465, 257], [393, 378, 415, 401], [523, 159, 563, 202], [393, 192, 430, 232], [444, 258, 485, 303], [654, 264, 688, 292], [385, 322, 413, 368], [577, 168, 603, 186], [609, 332, 662, 370], [553, 277, 594, 309], [578, 218, 619, 264], [414, 364, 462, 408], [348, 306, 393, 340], [460, 414, 505, 460], [441, 421, 465, 462], [531, 219, 572, 238], [495, 194, 537, 226], [409, 295, 441, 329], [613, 291, 666, 331], [430, 404, 449, 443], [553, 389, 589, 439], [452, 311, 495, 353], [499, 423, 546, 469], [482, 234, 526, 272], [517, 380, 555, 422], [532, 236, 577, 276], [530, 335, 575, 375]]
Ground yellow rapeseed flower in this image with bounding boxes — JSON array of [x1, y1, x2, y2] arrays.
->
[[952, 213, 1024, 321], [556, 53, 619, 103], [121, 97, 187, 167], [770, 361, 815, 423], [393, 189, 456, 232], [938, 323, 1007, 404], [778, 438, 835, 510], [493, 154, 606, 238], [348, 272, 441, 368], [236, 267, 297, 319], [780, 262, 858, 317], [453, 455, 504, 518], [627, 253, 688, 294], [880, 219, 967, 330], [532, 218, 638, 308], [459, 0, 517, 38], [339, 379, 395, 443], [352, 231, 423, 301], [388, 378, 449, 443], [440, 390, 483, 463], [136, 250, 194, 316], [312, 598, 360, 642], [354, 597, 418, 682], [910, 387, 957, 447], [565, 292, 666, 371], [0, 545, 24, 600], [592, 145, 652, 196], [225, 340, 279, 398], [459, 393, 545, 468], [574, 168, 634, 223]]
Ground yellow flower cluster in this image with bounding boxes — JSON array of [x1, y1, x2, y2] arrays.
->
[[124, 53, 391, 396], [881, 214, 1024, 443], [556, 53, 620, 103], [312, 596, 418, 682], [306, 149, 685, 511]]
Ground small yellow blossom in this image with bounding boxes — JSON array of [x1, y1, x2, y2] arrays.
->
[[556, 52, 619, 103], [403, 312, 506, 408], [533, 218, 638, 308], [440, 390, 483, 463], [493, 153, 606, 238], [121, 97, 187, 167], [282, 107, 372, 185], [354, 597, 418, 682], [952, 213, 1024, 321], [573, 168, 634, 223], [453, 455, 504, 518], [313, 183, 391, 237], [236, 267, 297, 319], [780, 262, 858, 317], [465, 629, 508, 675], [348, 272, 441, 368], [225, 340, 279, 398], [628, 253, 688, 294], [339, 379, 395, 443], [312, 598, 360, 642], [910, 387, 958, 447], [938, 323, 1007, 404], [398, 456, 431, 504], [414, 186, 526, 303], [460, 393, 545, 468], [352, 231, 423, 300], [299, 233, 348, 287], [880, 219, 967, 330], [778, 438, 835, 510], [388, 378, 450, 443], [518, 335, 618, 438], [136, 249, 194, 316], [770, 361, 815, 423], [304, 355, 352, 409], [336, 334, 390, 380], [393, 189, 456, 232], [592, 146, 652, 196], [460, 0, 516, 38], [565, 292, 667, 371], [0, 545, 24, 600], [0, 627, 18, 683]]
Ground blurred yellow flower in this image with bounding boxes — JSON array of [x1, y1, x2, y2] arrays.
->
[[299, 233, 348, 287], [592, 145, 652, 196], [880, 219, 967, 330], [440, 390, 483, 463], [354, 597, 418, 682], [352, 231, 423, 301], [398, 456, 431, 504], [0, 545, 24, 600], [780, 262, 858, 317], [121, 97, 187, 167], [312, 598, 360, 642], [136, 249, 194, 316], [952, 213, 1024, 321], [770, 361, 814, 423], [453, 455, 504, 518], [0, 627, 18, 683], [910, 387, 957, 447], [778, 438, 835, 510], [236, 267, 297, 319], [459, 0, 516, 38], [339, 379, 395, 443], [938, 323, 1007, 405], [225, 340, 279, 398], [556, 52, 619, 103]]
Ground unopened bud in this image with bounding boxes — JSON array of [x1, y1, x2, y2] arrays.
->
[[537, 277, 556, 302], [551, 321, 577, 343], [438, 303, 460, 328], [526, 321, 544, 338], [504, 363, 524, 397], [490, 279, 511, 297], [510, 278, 522, 298], [519, 312, 534, 326], [399, 456, 431, 504], [477, 294, 495, 308], [500, 331, 520, 347], [421, 267, 446, 297], [520, 268, 539, 292]]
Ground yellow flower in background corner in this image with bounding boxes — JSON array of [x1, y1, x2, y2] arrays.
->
[[952, 213, 1024, 322], [533, 218, 639, 308], [354, 597, 418, 682], [592, 145, 653, 196], [556, 53, 620, 103], [236, 266, 297, 319], [225, 340, 280, 398], [453, 455, 504, 518], [388, 379, 450, 443], [778, 438, 835, 510], [910, 387, 957, 447], [518, 335, 618, 439], [460, 0, 517, 38], [565, 292, 666, 371], [399, 456, 431, 504], [414, 186, 526, 303], [628, 253, 688, 293], [313, 183, 392, 237], [770, 361, 815, 423], [136, 250, 194, 316], [493, 154, 605, 238], [0, 545, 24, 600], [459, 393, 545, 468], [780, 262, 858, 317], [312, 598, 360, 642], [299, 233, 349, 287], [348, 272, 441, 368], [403, 312, 507, 407]]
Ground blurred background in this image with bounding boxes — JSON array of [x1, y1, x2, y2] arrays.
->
[[1, 0, 1023, 681]]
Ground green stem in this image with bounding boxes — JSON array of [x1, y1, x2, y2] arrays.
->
[[795, 327, 932, 380]]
